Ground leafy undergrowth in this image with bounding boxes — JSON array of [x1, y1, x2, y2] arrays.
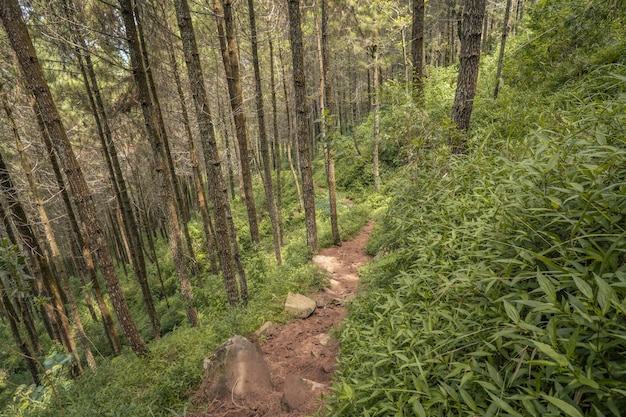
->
[[326, 66, 626, 417]]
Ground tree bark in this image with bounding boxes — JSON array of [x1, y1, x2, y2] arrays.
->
[[134, 0, 202, 286], [411, 0, 425, 104], [278, 42, 304, 213], [63, 0, 161, 337], [118, 0, 199, 327], [288, 0, 318, 253], [173, 0, 244, 307], [319, 0, 341, 246], [164, 29, 219, 277], [247, 0, 282, 264], [493, 0, 512, 99], [268, 38, 285, 245], [451, 0, 487, 143], [372, 41, 381, 191], [214, 0, 260, 244]]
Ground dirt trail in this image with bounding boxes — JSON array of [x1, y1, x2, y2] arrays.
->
[[189, 222, 374, 417]]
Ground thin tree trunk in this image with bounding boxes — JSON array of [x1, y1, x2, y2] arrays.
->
[[372, 39, 381, 192], [288, 0, 318, 254], [268, 38, 284, 245], [247, 0, 282, 264], [278, 42, 304, 212], [214, 0, 260, 244], [119, 0, 199, 327], [493, 0, 512, 99], [134, 1, 202, 286], [33, 100, 121, 355], [0, 200, 44, 358], [319, 0, 340, 246], [451, 0, 487, 144], [164, 31, 219, 277], [72, 32, 161, 338], [173, 0, 244, 307], [411, 0, 425, 103]]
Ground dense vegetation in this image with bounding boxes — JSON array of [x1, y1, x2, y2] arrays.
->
[[327, 1, 626, 416], [0, 0, 624, 416]]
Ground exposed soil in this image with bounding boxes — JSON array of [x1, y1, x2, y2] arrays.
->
[[187, 222, 374, 417]]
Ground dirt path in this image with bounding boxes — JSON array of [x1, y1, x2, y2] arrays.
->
[[190, 222, 374, 417]]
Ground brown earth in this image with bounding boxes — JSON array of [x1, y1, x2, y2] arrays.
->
[[187, 221, 374, 417]]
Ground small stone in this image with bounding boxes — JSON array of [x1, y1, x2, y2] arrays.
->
[[318, 333, 331, 346], [302, 378, 325, 391], [254, 321, 277, 338]]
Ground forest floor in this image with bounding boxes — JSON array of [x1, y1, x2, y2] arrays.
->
[[187, 221, 374, 417]]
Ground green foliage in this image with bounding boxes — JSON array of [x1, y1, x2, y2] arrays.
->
[[326, 55, 626, 417], [510, 0, 626, 92]]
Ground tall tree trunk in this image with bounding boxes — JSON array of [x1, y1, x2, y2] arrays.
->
[[288, 0, 318, 253], [411, 0, 425, 104], [118, 0, 199, 327], [493, 0, 512, 99], [214, 0, 260, 244], [247, 0, 282, 264], [269, 38, 285, 245], [372, 40, 381, 192], [134, 1, 202, 286], [451, 0, 487, 144], [165, 34, 219, 277], [1, 0, 149, 355], [319, 0, 341, 246], [68, 21, 161, 338], [278, 42, 304, 212], [173, 0, 244, 307], [33, 98, 121, 355]]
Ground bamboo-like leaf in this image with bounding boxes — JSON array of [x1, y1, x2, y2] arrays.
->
[[503, 300, 520, 323], [537, 270, 557, 303], [411, 398, 426, 417], [595, 274, 617, 315], [532, 341, 569, 367], [542, 394, 584, 417], [573, 276, 593, 299], [459, 387, 478, 412], [486, 391, 524, 417]]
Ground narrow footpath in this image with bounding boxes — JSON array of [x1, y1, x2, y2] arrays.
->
[[192, 221, 374, 417]]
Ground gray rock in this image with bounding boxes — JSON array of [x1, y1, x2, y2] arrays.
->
[[203, 335, 272, 401], [284, 292, 316, 318]]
